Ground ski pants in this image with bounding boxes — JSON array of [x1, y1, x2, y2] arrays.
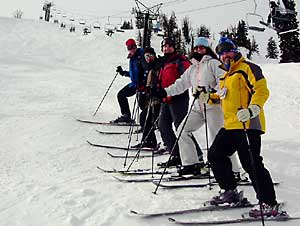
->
[[177, 107, 223, 166], [208, 128, 277, 206], [158, 92, 189, 158], [140, 102, 161, 147], [117, 83, 136, 118], [177, 107, 241, 172], [117, 84, 146, 122]]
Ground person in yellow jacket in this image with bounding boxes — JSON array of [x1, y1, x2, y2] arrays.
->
[[199, 37, 283, 218]]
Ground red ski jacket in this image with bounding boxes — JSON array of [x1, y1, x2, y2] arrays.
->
[[159, 53, 191, 89]]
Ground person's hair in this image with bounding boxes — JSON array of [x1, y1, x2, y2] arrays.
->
[[205, 47, 219, 60], [189, 46, 219, 61]]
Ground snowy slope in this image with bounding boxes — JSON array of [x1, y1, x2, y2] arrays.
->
[[1, 17, 300, 226]]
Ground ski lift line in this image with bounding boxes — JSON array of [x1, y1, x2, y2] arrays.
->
[[175, 0, 247, 14], [158, 0, 186, 7]]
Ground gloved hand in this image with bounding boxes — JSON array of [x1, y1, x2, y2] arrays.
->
[[198, 92, 210, 103], [151, 86, 167, 99], [116, 66, 126, 76], [237, 105, 260, 122], [193, 86, 206, 98], [193, 86, 209, 103]]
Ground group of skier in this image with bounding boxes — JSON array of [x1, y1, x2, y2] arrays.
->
[[112, 36, 285, 218]]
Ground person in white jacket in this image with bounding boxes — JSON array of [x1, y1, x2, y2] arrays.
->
[[164, 37, 242, 177]]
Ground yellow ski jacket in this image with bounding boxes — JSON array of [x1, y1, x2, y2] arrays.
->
[[210, 53, 269, 133]]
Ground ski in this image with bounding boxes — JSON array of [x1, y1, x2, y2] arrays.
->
[[76, 118, 139, 126], [107, 152, 165, 159], [152, 180, 280, 189], [130, 200, 254, 217], [97, 166, 175, 175], [168, 213, 300, 225], [113, 174, 211, 183], [96, 129, 140, 135], [87, 140, 155, 151]]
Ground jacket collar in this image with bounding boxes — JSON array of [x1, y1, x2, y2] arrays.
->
[[219, 52, 243, 72]]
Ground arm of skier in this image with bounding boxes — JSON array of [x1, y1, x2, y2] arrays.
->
[[164, 65, 194, 97]]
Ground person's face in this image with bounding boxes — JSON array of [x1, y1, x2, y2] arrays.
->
[[127, 45, 137, 57], [220, 51, 236, 64], [162, 44, 175, 54], [193, 45, 207, 54], [144, 53, 155, 63]]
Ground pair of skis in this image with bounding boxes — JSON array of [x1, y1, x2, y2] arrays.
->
[[131, 202, 299, 224]]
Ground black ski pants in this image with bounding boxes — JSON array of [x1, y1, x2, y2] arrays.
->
[[158, 92, 189, 158], [208, 128, 277, 206], [140, 102, 161, 147], [117, 83, 136, 118]]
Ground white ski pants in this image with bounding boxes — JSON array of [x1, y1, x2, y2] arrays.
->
[[177, 106, 241, 173]]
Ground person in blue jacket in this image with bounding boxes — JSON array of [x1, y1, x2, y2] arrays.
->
[[113, 39, 147, 123]]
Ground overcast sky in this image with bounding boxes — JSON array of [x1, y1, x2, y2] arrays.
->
[[1, 0, 299, 33]]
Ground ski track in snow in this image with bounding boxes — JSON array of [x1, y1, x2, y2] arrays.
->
[[1, 17, 300, 226]]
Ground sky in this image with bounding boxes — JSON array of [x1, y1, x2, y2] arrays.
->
[[1, 0, 299, 34], [1, 16, 300, 226]]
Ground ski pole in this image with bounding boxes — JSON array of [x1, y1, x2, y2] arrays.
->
[[123, 94, 139, 167], [124, 96, 152, 169], [93, 72, 119, 116], [242, 122, 265, 226], [153, 96, 197, 194], [238, 77, 265, 226], [203, 102, 213, 190], [126, 115, 159, 173]]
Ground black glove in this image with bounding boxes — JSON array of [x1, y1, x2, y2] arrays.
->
[[116, 66, 126, 76], [193, 86, 206, 99], [151, 86, 167, 99]]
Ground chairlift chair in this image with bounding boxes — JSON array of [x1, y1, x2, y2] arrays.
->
[[79, 19, 86, 25], [246, 0, 265, 32], [93, 22, 101, 29], [246, 13, 266, 32]]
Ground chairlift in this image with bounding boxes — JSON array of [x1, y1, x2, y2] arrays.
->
[[246, 13, 266, 32], [152, 21, 162, 33], [246, 0, 265, 32], [93, 21, 101, 29], [269, 1, 295, 22], [79, 19, 86, 25], [104, 17, 115, 33], [116, 18, 124, 32]]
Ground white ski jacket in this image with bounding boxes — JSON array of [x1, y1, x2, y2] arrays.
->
[[165, 55, 225, 112]]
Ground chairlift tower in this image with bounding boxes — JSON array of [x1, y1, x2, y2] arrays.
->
[[134, 0, 162, 48]]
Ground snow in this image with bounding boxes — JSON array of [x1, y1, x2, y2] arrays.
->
[[1, 16, 300, 226]]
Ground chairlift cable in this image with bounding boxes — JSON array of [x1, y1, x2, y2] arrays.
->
[[174, 0, 247, 14]]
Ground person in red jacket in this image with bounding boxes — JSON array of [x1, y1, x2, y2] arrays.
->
[[154, 37, 200, 167]]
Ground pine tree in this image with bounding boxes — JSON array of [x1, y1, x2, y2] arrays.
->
[[273, 0, 300, 62], [247, 36, 259, 59], [160, 13, 169, 36], [235, 20, 250, 49], [182, 16, 191, 44], [168, 11, 178, 38], [196, 25, 211, 38], [266, 37, 279, 59]]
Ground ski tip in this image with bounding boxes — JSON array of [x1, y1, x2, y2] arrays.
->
[[86, 140, 91, 144], [130, 210, 138, 214], [168, 217, 176, 222]]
